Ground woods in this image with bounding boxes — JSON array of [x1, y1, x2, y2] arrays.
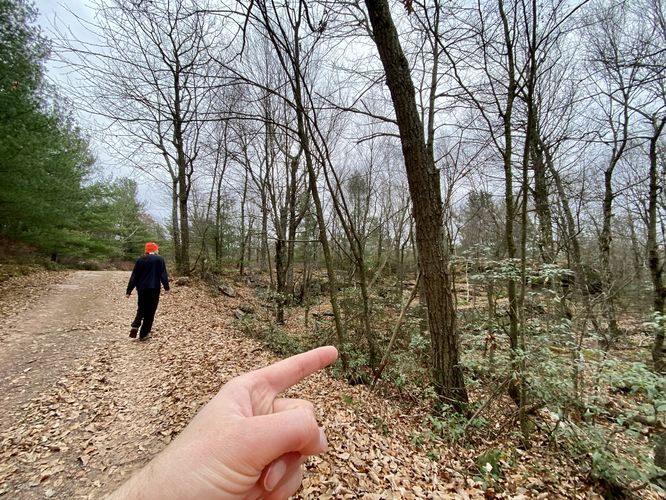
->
[[0, 0, 161, 261], [4, 0, 666, 496]]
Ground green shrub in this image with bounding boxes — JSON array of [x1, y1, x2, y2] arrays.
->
[[476, 448, 504, 487]]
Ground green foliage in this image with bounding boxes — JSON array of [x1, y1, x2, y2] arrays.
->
[[409, 331, 430, 352], [457, 256, 666, 493], [83, 178, 161, 260], [528, 344, 576, 412], [476, 448, 505, 487], [471, 258, 522, 283], [235, 315, 306, 357], [336, 285, 383, 381], [567, 423, 664, 489], [643, 311, 666, 339], [427, 412, 468, 443], [0, 0, 79, 251], [262, 325, 304, 356], [0, 0, 160, 262], [379, 326, 431, 391], [335, 342, 371, 384], [0, 102, 91, 251], [410, 431, 427, 448], [372, 416, 389, 436], [537, 263, 575, 286], [602, 359, 665, 400], [341, 394, 355, 406], [0, 0, 48, 106], [526, 345, 666, 491]]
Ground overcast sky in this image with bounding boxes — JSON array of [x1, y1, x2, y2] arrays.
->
[[33, 0, 96, 90], [32, 0, 171, 224], [34, 0, 93, 43]]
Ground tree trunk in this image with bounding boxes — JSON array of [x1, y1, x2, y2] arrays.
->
[[177, 159, 190, 275], [364, 0, 468, 410], [171, 178, 182, 271], [286, 155, 300, 298], [597, 82, 631, 347], [517, 3, 538, 443], [547, 144, 602, 400], [215, 174, 223, 266], [172, 62, 191, 275], [599, 167, 619, 347], [238, 173, 249, 275], [532, 137, 555, 264], [275, 236, 287, 324], [497, 0, 519, 407], [628, 214, 643, 282], [648, 118, 666, 372], [261, 189, 270, 276], [290, 60, 349, 371], [304, 156, 348, 371], [358, 256, 379, 369]]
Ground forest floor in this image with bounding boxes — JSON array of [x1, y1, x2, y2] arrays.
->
[[0, 267, 649, 499]]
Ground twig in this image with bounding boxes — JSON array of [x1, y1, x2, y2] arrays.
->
[[631, 472, 666, 493], [462, 377, 510, 435], [371, 272, 421, 389]]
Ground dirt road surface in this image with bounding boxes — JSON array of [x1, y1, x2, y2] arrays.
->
[[0, 270, 484, 499], [0, 272, 125, 432]]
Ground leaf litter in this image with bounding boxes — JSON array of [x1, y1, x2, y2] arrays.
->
[[0, 269, 650, 499]]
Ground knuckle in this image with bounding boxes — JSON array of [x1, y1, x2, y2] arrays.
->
[[297, 407, 319, 434]]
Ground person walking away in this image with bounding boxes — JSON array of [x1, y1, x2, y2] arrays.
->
[[126, 242, 170, 340]]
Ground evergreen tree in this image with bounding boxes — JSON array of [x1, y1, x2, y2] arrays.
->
[[0, 0, 158, 260]]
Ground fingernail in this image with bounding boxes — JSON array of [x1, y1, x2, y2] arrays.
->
[[264, 459, 287, 492], [318, 428, 328, 452]]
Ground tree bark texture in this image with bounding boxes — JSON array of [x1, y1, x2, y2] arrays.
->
[[172, 64, 191, 275], [531, 136, 555, 264], [238, 173, 249, 275], [498, 0, 519, 406], [171, 178, 182, 271], [599, 166, 619, 346], [364, 0, 468, 409], [648, 118, 666, 372]]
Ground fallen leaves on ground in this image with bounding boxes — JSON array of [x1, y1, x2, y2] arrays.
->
[[0, 271, 650, 499], [0, 266, 71, 323]]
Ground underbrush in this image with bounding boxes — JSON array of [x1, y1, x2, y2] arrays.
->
[[456, 304, 666, 496], [222, 270, 666, 498], [0, 257, 126, 278], [234, 315, 308, 357], [0, 262, 66, 282]]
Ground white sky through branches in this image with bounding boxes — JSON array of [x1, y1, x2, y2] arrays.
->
[[32, 0, 171, 225]]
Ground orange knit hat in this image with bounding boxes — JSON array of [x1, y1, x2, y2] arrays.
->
[[145, 242, 159, 253]]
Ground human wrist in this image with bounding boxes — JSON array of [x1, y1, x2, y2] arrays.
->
[[107, 450, 190, 500]]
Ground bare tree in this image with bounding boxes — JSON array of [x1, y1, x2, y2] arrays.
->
[[584, 0, 643, 345], [363, 0, 469, 409], [232, 0, 352, 368], [625, 0, 666, 372], [56, 0, 223, 274]]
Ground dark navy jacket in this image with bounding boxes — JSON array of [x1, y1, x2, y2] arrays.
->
[[126, 254, 170, 295]]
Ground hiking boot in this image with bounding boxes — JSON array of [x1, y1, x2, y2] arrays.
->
[[129, 327, 138, 338]]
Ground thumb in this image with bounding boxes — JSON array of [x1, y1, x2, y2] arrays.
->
[[244, 407, 327, 468]]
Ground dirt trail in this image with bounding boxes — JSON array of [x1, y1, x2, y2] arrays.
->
[[0, 272, 129, 431], [0, 270, 490, 499], [0, 271, 169, 498]]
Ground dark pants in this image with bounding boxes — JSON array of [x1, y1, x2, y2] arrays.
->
[[131, 288, 161, 338]]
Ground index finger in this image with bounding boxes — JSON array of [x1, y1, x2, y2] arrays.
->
[[251, 346, 338, 396]]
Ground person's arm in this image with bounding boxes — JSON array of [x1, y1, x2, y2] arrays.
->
[[107, 346, 338, 500], [126, 259, 141, 296], [160, 258, 170, 291]]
